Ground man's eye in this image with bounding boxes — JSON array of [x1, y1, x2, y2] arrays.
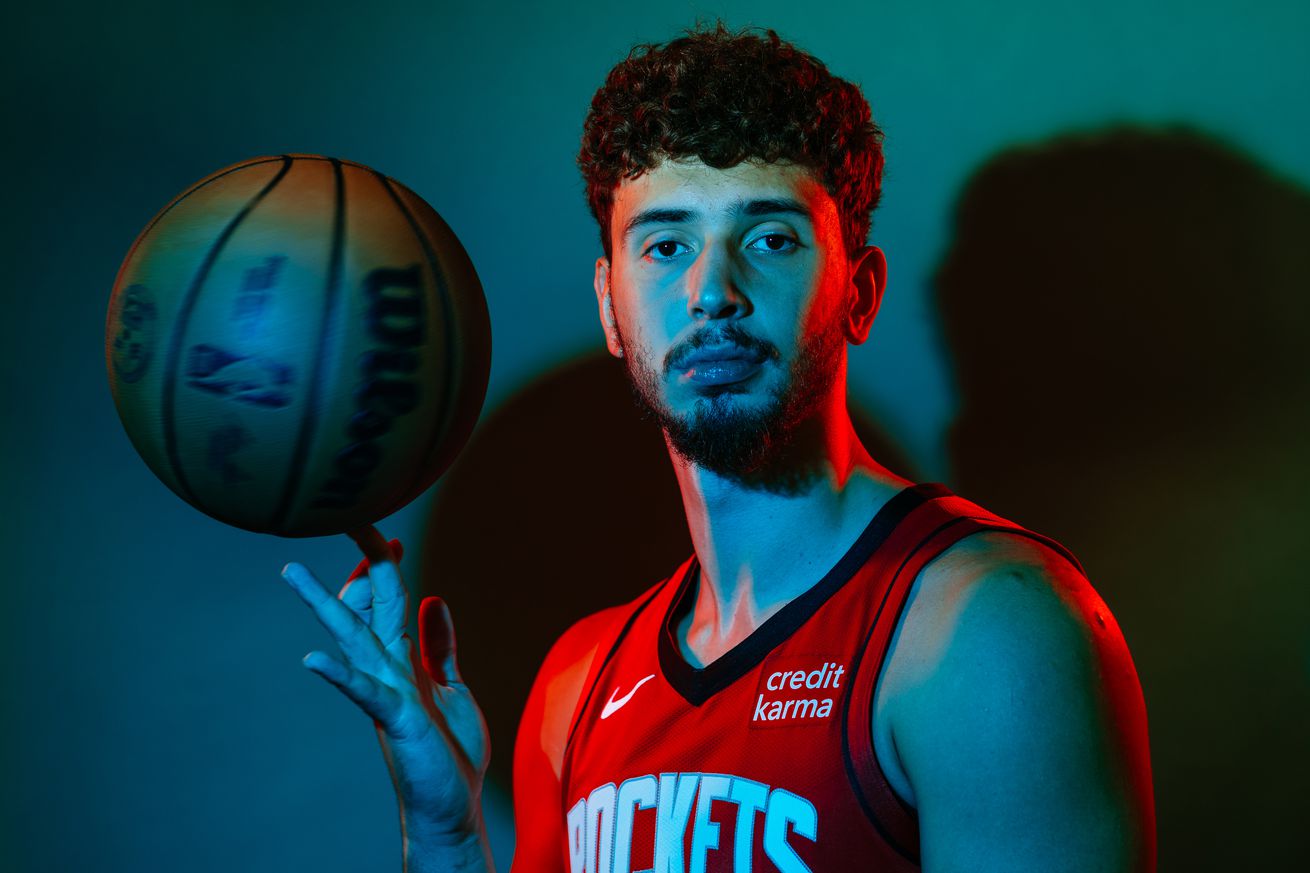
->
[[748, 234, 797, 253], [646, 240, 688, 260]]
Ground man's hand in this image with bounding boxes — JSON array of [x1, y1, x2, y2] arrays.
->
[[280, 526, 493, 868]]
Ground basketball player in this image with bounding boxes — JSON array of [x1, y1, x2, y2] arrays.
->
[[280, 25, 1156, 872]]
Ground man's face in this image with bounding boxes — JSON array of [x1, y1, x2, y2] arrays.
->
[[594, 157, 882, 476]]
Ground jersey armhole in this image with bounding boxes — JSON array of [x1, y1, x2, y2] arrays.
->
[[557, 574, 671, 813], [841, 493, 1088, 865]]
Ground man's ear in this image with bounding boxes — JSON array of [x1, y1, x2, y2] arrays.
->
[[593, 256, 623, 358], [846, 245, 887, 345]]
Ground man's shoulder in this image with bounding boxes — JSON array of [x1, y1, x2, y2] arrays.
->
[[888, 520, 1143, 776], [546, 601, 636, 675], [922, 524, 1092, 604], [524, 574, 675, 778], [546, 573, 670, 670], [904, 525, 1114, 684], [884, 523, 1154, 868], [534, 566, 678, 716]]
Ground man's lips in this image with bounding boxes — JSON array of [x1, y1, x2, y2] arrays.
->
[[674, 344, 768, 387]]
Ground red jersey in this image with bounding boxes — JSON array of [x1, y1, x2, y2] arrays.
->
[[558, 482, 1085, 872]]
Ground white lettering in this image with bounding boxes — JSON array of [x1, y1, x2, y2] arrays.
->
[[764, 788, 818, 873], [762, 662, 852, 692], [587, 783, 617, 873], [752, 695, 835, 722], [614, 776, 657, 873], [654, 772, 699, 873], [566, 797, 588, 873], [689, 775, 732, 873], [805, 663, 826, 689], [569, 773, 819, 872], [728, 777, 769, 870]]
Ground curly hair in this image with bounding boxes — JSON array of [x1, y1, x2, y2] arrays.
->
[[578, 23, 884, 260]]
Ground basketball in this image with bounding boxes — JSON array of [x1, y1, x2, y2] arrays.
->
[[105, 154, 491, 538]]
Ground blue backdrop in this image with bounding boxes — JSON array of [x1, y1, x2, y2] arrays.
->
[[3, 1, 1307, 870]]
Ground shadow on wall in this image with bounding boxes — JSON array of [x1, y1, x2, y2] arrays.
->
[[417, 350, 922, 789], [936, 126, 1310, 871]]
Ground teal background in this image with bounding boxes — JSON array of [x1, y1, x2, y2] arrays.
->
[[3, 0, 1307, 870]]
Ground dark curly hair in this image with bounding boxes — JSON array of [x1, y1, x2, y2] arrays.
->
[[578, 23, 884, 260]]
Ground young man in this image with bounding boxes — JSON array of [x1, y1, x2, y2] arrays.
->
[[281, 25, 1156, 873]]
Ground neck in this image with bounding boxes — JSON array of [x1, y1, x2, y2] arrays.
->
[[665, 388, 913, 665]]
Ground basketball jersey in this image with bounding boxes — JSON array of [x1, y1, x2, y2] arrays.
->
[[558, 482, 1086, 873]]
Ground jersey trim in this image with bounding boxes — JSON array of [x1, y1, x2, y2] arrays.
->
[[559, 577, 670, 815], [841, 491, 1091, 864], [657, 482, 950, 707], [841, 512, 973, 863]]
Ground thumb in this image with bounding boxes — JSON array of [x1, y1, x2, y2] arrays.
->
[[418, 595, 462, 686]]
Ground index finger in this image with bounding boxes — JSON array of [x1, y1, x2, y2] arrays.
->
[[345, 535, 404, 584], [346, 524, 394, 569], [345, 524, 408, 651]]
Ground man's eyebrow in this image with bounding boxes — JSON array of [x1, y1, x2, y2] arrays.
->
[[622, 208, 696, 242], [737, 197, 811, 219], [621, 198, 812, 243]]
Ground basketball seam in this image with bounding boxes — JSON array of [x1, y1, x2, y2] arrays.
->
[[115, 155, 372, 277], [107, 157, 291, 372], [116, 157, 289, 275], [267, 157, 348, 534], [160, 156, 294, 507], [374, 173, 460, 517]]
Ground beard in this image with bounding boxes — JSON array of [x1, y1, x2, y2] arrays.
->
[[617, 316, 845, 478]]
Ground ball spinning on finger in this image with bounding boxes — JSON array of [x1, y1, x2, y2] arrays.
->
[[105, 155, 491, 537]]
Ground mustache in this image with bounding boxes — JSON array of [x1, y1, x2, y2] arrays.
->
[[664, 323, 778, 374]]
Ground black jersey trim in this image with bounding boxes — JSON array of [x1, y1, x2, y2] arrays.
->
[[657, 481, 951, 706], [840, 504, 1091, 863], [841, 513, 972, 864]]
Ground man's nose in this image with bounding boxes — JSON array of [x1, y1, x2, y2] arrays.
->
[[687, 244, 751, 320]]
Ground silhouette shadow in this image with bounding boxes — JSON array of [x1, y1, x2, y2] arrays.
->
[[936, 126, 1310, 870], [417, 350, 921, 788]]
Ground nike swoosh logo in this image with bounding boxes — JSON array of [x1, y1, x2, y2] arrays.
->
[[600, 674, 656, 720]]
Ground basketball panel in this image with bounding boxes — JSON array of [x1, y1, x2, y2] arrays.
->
[[168, 157, 337, 532], [387, 179, 492, 495], [107, 158, 291, 504], [278, 163, 444, 536]]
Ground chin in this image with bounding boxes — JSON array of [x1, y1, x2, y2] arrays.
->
[[693, 381, 755, 399], [676, 384, 772, 422]]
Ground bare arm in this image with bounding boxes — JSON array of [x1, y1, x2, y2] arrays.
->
[[890, 532, 1156, 872], [510, 607, 626, 872]]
